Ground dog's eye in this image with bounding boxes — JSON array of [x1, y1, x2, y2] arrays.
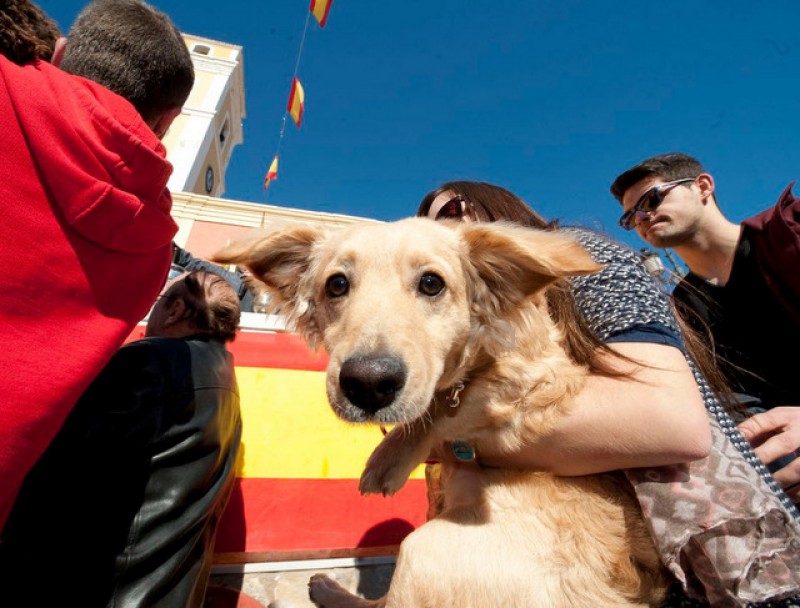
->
[[418, 273, 445, 297], [325, 274, 349, 298]]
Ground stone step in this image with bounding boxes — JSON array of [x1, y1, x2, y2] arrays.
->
[[208, 562, 394, 607]]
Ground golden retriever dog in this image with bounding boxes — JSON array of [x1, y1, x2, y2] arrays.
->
[[214, 218, 667, 608]]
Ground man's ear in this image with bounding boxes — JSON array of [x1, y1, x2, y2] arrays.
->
[[150, 105, 183, 139], [163, 297, 187, 327], [51, 37, 67, 66], [696, 173, 716, 204]]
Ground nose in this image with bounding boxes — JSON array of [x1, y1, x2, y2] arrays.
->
[[339, 355, 406, 414]]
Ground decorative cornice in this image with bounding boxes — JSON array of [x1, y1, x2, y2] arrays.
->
[[171, 192, 377, 229], [191, 55, 239, 75]]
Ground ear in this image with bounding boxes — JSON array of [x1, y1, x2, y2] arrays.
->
[[51, 37, 67, 66], [212, 224, 326, 338], [150, 105, 183, 139], [163, 297, 187, 326], [460, 223, 601, 316], [696, 173, 715, 204]]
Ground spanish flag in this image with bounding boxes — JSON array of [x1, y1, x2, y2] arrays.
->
[[124, 325, 428, 559], [287, 77, 305, 127], [263, 155, 279, 190], [213, 330, 427, 556], [309, 0, 333, 28]]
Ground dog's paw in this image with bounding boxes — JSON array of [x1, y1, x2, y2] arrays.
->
[[359, 424, 435, 496], [359, 453, 416, 496], [359, 467, 397, 496], [308, 573, 354, 607]]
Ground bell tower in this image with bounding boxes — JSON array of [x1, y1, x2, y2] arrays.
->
[[162, 34, 246, 198]]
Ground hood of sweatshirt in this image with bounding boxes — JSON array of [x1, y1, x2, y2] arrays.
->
[[0, 56, 177, 254]]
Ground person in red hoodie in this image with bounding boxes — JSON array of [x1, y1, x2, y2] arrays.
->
[[0, 0, 194, 532]]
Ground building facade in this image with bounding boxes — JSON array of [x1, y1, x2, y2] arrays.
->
[[163, 34, 246, 199]]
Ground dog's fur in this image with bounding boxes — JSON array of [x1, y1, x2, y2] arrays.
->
[[214, 218, 667, 608]]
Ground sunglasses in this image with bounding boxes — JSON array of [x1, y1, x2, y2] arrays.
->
[[432, 195, 468, 221], [619, 178, 696, 231]]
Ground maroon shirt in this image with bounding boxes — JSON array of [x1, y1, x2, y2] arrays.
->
[[673, 183, 800, 407]]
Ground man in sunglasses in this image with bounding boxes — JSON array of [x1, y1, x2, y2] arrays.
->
[[610, 152, 800, 502]]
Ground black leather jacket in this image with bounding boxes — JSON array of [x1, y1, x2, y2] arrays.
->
[[0, 335, 241, 607]]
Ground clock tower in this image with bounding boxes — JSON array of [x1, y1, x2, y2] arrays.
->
[[162, 34, 245, 199]]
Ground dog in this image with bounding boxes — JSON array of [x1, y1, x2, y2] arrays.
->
[[214, 218, 667, 608]]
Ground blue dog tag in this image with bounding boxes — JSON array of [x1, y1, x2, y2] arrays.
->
[[451, 440, 476, 462]]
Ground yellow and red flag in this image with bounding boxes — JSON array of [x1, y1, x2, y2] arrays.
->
[[263, 155, 279, 190], [125, 325, 427, 558], [309, 0, 333, 28], [287, 78, 305, 127]]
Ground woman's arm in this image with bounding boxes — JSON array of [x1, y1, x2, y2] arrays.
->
[[479, 341, 712, 475]]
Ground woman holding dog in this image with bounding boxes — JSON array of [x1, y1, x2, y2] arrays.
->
[[418, 181, 800, 607]]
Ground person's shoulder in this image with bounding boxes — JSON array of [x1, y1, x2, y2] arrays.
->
[[743, 182, 800, 228], [0, 55, 75, 100], [2, 56, 114, 106], [120, 337, 191, 365], [559, 225, 640, 264], [82, 339, 168, 396], [185, 335, 231, 358]]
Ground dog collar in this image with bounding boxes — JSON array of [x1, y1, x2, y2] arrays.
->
[[444, 380, 466, 417]]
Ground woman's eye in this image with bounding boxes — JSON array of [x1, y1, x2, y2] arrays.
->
[[418, 273, 445, 296], [325, 274, 349, 298]]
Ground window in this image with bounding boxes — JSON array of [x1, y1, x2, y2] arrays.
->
[[219, 118, 230, 148], [192, 44, 211, 55]]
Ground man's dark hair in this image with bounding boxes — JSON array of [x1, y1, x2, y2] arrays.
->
[[610, 153, 706, 203], [0, 0, 61, 64], [169, 271, 241, 342], [60, 0, 194, 124]]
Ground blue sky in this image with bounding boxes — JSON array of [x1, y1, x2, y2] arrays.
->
[[43, 1, 800, 251]]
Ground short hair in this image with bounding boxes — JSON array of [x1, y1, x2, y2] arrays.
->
[[0, 0, 61, 64], [610, 153, 706, 203], [417, 181, 558, 229], [59, 0, 194, 124], [168, 271, 241, 342]]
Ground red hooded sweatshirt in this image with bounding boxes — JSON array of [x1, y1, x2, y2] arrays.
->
[[0, 57, 178, 531]]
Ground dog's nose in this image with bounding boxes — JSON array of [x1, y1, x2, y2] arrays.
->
[[339, 355, 406, 414]]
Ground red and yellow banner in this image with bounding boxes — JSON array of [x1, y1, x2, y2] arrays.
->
[[125, 326, 427, 559], [221, 330, 426, 557], [310, 0, 333, 28], [262, 155, 279, 191], [287, 78, 305, 127]]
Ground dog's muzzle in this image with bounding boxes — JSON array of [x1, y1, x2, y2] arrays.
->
[[339, 355, 407, 414]]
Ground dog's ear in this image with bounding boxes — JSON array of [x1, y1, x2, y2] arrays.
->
[[460, 223, 601, 311], [212, 224, 326, 340]]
